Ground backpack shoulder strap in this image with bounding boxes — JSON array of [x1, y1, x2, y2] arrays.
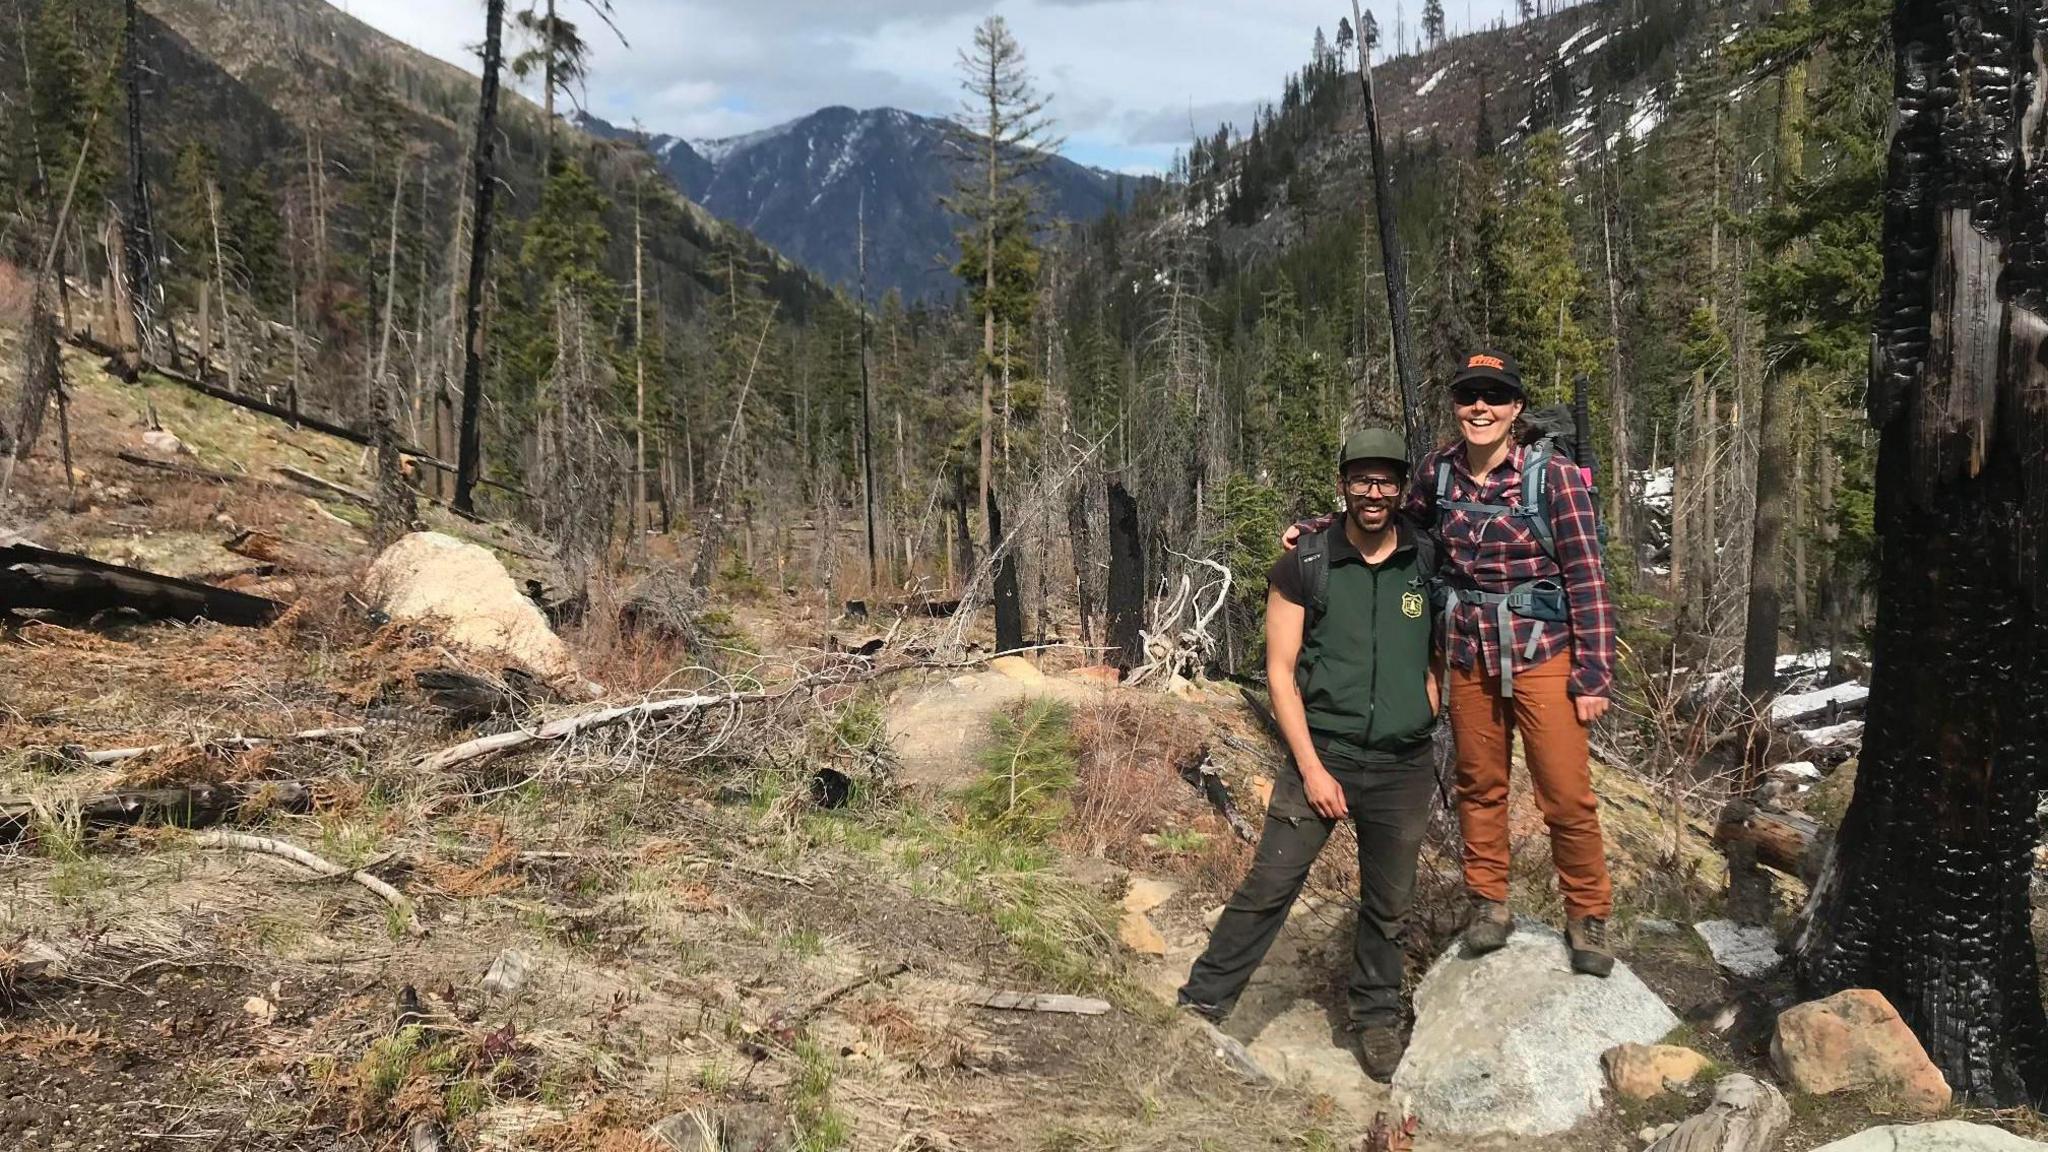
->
[[1521, 442, 1559, 561], [1295, 524, 1334, 626]]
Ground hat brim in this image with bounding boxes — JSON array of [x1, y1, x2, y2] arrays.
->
[[1450, 365, 1525, 394]]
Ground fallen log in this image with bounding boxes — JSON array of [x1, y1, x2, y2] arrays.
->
[[1, 542, 283, 626], [78, 726, 366, 765], [189, 829, 423, 936], [1714, 801, 1823, 882], [115, 451, 265, 488], [0, 780, 312, 842], [1643, 1074, 1789, 1152], [972, 991, 1111, 1016], [275, 465, 373, 508]]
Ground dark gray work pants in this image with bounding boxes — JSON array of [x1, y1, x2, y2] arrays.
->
[[1179, 739, 1435, 1028]]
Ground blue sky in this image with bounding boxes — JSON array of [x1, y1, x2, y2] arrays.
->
[[337, 0, 1525, 173]]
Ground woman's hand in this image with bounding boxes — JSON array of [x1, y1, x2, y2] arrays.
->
[[1301, 763, 1349, 820], [1574, 695, 1610, 725], [1280, 514, 1337, 551]]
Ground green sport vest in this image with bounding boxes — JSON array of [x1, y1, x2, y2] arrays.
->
[[1291, 524, 1436, 756]]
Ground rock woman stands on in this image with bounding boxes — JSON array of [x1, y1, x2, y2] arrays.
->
[[1291, 349, 1620, 976]]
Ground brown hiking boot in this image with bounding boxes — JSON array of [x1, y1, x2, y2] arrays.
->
[[1351, 1022, 1406, 1082], [1568, 916, 1615, 977], [1462, 896, 1513, 955]]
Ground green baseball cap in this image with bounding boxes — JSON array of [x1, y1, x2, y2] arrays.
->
[[1338, 426, 1408, 472]]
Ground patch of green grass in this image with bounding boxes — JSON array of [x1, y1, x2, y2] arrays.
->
[[36, 808, 109, 903], [963, 699, 1078, 844], [355, 1024, 424, 1114], [695, 1060, 735, 1093], [1151, 827, 1211, 855], [792, 1039, 850, 1151], [443, 1078, 491, 1122], [780, 926, 825, 959]]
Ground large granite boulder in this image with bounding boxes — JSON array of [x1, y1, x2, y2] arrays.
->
[[1392, 922, 1679, 1135], [1811, 1122, 2047, 1150], [364, 531, 579, 684]]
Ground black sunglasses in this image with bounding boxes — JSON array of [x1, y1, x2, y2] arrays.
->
[[1451, 384, 1521, 407]]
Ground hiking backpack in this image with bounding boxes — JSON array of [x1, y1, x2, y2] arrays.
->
[[1427, 376, 1610, 696], [1292, 518, 1439, 634]]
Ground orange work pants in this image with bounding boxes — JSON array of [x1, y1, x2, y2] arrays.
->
[[1448, 654, 1613, 919]]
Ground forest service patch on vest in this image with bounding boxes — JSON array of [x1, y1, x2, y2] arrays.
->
[[1402, 589, 1425, 619]]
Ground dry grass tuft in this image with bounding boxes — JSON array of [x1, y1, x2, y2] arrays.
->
[[1066, 696, 1251, 893], [528, 1098, 664, 1152]]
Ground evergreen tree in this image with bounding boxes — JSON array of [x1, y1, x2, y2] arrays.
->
[[946, 14, 1058, 531], [1495, 131, 1597, 403], [1423, 0, 1447, 49]]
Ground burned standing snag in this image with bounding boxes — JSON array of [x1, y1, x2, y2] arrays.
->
[[1791, 0, 2048, 1105]]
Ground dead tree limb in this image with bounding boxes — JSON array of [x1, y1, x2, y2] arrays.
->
[[769, 961, 910, 1032], [416, 688, 766, 772], [189, 830, 423, 936], [79, 726, 367, 766]]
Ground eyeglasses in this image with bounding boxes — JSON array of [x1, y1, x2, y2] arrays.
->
[[1341, 476, 1404, 496], [1451, 385, 1521, 407]]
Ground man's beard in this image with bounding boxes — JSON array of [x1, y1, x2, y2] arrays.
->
[[1349, 502, 1393, 531]]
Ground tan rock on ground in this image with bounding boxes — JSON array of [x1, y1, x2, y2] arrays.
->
[[1065, 664, 1122, 686], [1123, 877, 1178, 915], [1772, 988, 1950, 1115], [1118, 909, 1168, 956], [363, 531, 579, 684], [1604, 1042, 1712, 1099], [987, 654, 1044, 682]]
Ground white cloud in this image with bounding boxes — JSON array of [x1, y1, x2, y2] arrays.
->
[[337, 0, 1528, 169]]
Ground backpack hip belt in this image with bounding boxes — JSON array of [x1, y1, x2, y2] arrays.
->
[[1438, 579, 1568, 697]]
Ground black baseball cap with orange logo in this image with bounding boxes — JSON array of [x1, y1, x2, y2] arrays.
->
[[1450, 349, 1525, 396]]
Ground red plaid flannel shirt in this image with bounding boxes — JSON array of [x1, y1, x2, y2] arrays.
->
[[1407, 441, 1618, 698]]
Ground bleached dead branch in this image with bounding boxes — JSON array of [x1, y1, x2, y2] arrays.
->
[[189, 829, 422, 936], [1127, 554, 1231, 687], [81, 726, 368, 765]]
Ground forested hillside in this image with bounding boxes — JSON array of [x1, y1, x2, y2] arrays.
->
[[0, 0, 1886, 683], [0, 0, 873, 555], [1039, 0, 1884, 681]]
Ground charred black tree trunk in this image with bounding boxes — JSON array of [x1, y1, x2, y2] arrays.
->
[[950, 468, 977, 585], [453, 0, 507, 518], [1105, 480, 1145, 671], [1792, 0, 2048, 1106], [987, 484, 1022, 654]]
